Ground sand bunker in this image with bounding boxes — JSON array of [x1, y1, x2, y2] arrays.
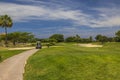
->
[[78, 43, 103, 47]]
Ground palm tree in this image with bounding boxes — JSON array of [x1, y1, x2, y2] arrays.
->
[[0, 15, 13, 47]]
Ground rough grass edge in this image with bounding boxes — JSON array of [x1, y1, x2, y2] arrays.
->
[[0, 55, 2, 62]]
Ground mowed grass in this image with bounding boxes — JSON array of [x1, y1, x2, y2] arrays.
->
[[0, 49, 25, 62], [24, 42, 120, 80]]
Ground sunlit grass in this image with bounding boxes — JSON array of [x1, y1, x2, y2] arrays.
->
[[24, 42, 120, 80]]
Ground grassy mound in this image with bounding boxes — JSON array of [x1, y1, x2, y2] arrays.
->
[[24, 42, 120, 80]]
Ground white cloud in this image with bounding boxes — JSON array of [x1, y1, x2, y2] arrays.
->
[[0, 2, 48, 22], [0, 2, 120, 28], [91, 7, 120, 27], [0, 2, 90, 23]]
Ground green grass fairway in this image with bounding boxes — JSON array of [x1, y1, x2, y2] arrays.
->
[[24, 43, 120, 80], [0, 50, 25, 62]]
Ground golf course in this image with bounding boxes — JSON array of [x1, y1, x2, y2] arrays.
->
[[0, 0, 120, 80], [23, 42, 120, 80]]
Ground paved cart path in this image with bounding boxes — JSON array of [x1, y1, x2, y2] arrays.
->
[[0, 49, 39, 80]]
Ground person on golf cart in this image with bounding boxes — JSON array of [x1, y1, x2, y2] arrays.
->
[[36, 41, 42, 49]]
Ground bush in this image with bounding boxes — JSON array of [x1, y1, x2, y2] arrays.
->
[[46, 43, 51, 48], [46, 42, 55, 48], [49, 34, 64, 42]]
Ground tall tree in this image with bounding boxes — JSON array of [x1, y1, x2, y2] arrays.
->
[[0, 15, 13, 47], [49, 34, 64, 42], [7, 32, 35, 46], [95, 34, 108, 43], [75, 34, 80, 42], [7, 32, 20, 46], [115, 30, 120, 42], [89, 36, 93, 42], [65, 36, 76, 42]]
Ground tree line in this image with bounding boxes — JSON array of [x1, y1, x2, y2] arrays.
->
[[40, 30, 120, 44], [0, 32, 36, 46], [0, 30, 120, 47]]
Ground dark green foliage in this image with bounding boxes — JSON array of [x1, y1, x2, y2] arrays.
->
[[95, 34, 115, 43], [46, 42, 55, 48], [95, 34, 108, 43], [0, 15, 13, 28], [18, 32, 35, 43], [89, 36, 93, 42], [65, 35, 93, 43], [46, 39, 56, 48], [0, 15, 13, 47], [0, 55, 1, 62], [65, 35, 81, 42], [65, 36, 76, 42], [75, 34, 80, 42], [49, 34, 64, 42], [0, 32, 35, 46], [115, 30, 120, 42], [107, 37, 115, 42], [48, 39, 57, 43], [81, 38, 92, 43], [115, 30, 120, 37], [40, 39, 49, 43]]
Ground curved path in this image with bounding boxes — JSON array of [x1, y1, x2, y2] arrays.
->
[[0, 49, 39, 80]]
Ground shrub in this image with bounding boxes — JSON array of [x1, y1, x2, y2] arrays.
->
[[46, 42, 55, 48]]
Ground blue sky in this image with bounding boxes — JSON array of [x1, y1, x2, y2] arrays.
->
[[0, 0, 120, 38]]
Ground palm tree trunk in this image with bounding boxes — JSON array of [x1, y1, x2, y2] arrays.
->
[[5, 27, 8, 47]]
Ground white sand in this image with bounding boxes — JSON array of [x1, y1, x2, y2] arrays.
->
[[78, 43, 103, 47]]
